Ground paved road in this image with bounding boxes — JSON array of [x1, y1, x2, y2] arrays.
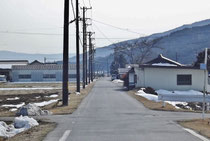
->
[[44, 78, 210, 141]]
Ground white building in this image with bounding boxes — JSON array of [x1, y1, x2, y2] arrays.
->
[[12, 60, 83, 82], [129, 54, 210, 92], [0, 60, 28, 81]]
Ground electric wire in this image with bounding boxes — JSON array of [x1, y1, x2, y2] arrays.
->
[[71, 0, 76, 19], [0, 31, 79, 36], [92, 19, 146, 36]]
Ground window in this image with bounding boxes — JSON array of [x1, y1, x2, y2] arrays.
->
[[68, 74, 77, 78], [19, 74, 31, 79], [43, 74, 56, 79], [177, 75, 192, 85]]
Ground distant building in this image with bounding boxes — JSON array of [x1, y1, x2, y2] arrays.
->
[[126, 54, 210, 92], [12, 60, 83, 82], [0, 75, 6, 82], [0, 60, 28, 81]]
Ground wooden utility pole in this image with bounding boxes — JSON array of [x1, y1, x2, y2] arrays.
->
[[76, 0, 80, 93], [62, 0, 69, 106], [88, 32, 92, 83], [82, 7, 87, 89]]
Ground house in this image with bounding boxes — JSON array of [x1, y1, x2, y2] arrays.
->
[[0, 60, 28, 81], [12, 60, 83, 82], [126, 54, 210, 92]]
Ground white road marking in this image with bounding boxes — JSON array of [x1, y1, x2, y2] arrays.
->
[[183, 128, 209, 141], [59, 130, 71, 141]]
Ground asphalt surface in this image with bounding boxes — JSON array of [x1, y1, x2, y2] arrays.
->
[[44, 78, 210, 141]]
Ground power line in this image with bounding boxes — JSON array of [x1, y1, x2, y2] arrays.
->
[[71, 0, 76, 19], [0, 31, 76, 36], [92, 22, 115, 45], [0, 31, 63, 36], [92, 19, 146, 36]]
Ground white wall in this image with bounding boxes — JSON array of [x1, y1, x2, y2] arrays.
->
[[12, 69, 82, 82], [135, 67, 210, 92]]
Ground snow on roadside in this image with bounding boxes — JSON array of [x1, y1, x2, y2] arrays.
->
[[112, 79, 124, 83], [7, 97, 20, 101], [135, 89, 159, 102], [0, 116, 39, 138], [1, 102, 25, 108], [33, 99, 59, 107], [44, 94, 58, 98], [152, 63, 177, 67], [135, 89, 192, 109], [165, 101, 188, 109], [9, 108, 18, 112], [0, 87, 60, 91]]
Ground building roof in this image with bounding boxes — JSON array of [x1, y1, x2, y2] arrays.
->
[[30, 60, 43, 65], [139, 64, 200, 70], [0, 60, 28, 63], [146, 54, 183, 66], [0, 60, 28, 69], [12, 64, 83, 70]]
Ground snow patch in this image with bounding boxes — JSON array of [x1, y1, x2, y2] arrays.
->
[[1, 102, 25, 108], [152, 63, 177, 67], [0, 87, 60, 91], [7, 97, 20, 101], [44, 94, 58, 98], [135, 89, 159, 102], [0, 116, 38, 138], [112, 79, 124, 83], [33, 99, 59, 107], [135, 89, 195, 109], [9, 108, 18, 112], [17, 104, 52, 116], [75, 92, 80, 95]]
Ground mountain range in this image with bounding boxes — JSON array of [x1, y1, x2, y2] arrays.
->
[[1, 19, 210, 71], [94, 19, 210, 66]]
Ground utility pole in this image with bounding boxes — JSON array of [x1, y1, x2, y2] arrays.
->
[[93, 47, 95, 79], [76, 0, 80, 93], [82, 7, 86, 89], [88, 32, 92, 83], [62, 0, 69, 106], [82, 7, 92, 85], [202, 48, 208, 119], [91, 40, 95, 81], [88, 32, 94, 83]]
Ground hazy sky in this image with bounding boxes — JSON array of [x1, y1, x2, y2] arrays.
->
[[0, 0, 210, 54]]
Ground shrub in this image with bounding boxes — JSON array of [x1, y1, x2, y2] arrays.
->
[[143, 87, 158, 95]]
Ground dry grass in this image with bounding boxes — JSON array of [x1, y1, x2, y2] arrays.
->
[[50, 82, 95, 115], [0, 81, 94, 117], [0, 82, 78, 88], [127, 90, 185, 112], [0, 82, 95, 141], [178, 118, 210, 139], [0, 121, 56, 141]]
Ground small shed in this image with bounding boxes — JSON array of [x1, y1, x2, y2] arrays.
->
[[123, 68, 137, 90]]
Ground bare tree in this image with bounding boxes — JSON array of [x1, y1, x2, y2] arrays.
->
[[115, 37, 162, 64]]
